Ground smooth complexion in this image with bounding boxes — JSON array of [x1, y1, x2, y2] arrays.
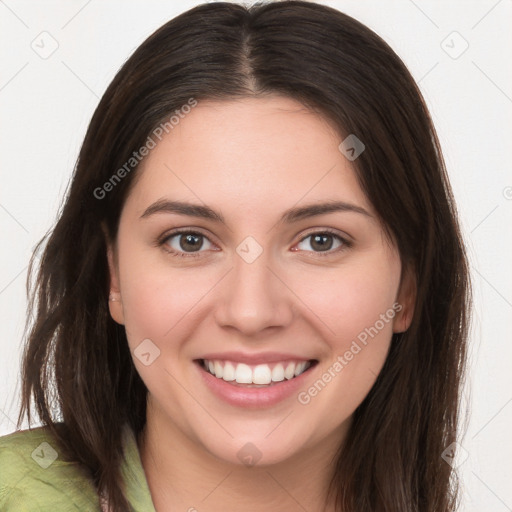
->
[[106, 96, 415, 511]]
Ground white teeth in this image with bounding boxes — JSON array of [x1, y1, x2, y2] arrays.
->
[[284, 362, 295, 380], [203, 359, 312, 384], [271, 364, 285, 382], [222, 362, 236, 382], [253, 364, 272, 385], [294, 362, 307, 377], [235, 363, 252, 384], [214, 361, 223, 379]]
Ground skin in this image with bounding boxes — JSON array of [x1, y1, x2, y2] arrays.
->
[[106, 96, 415, 511]]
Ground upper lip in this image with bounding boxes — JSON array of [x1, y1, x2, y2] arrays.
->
[[196, 352, 316, 365]]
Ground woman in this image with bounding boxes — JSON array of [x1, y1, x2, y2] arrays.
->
[[0, 1, 471, 511]]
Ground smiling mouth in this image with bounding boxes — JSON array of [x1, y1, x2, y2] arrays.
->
[[195, 358, 319, 387]]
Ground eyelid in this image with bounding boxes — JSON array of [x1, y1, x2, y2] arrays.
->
[[158, 227, 219, 256], [296, 226, 353, 244], [292, 227, 352, 256]]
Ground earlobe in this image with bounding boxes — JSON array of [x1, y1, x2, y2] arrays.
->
[[106, 240, 125, 326], [393, 266, 416, 333]]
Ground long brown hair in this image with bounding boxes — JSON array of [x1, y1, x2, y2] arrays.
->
[[17, 1, 471, 510]]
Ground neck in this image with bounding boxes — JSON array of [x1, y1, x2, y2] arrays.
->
[[138, 400, 346, 512]]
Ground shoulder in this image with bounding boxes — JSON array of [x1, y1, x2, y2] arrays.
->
[[0, 425, 100, 511]]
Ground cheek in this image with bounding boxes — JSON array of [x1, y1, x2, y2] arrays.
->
[[294, 258, 400, 343], [291, 256, 401, 420], [116, 252, 219, 398], [117, 240, 220, 349]]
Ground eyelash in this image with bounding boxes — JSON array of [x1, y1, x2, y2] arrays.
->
[[157, 228, 352, 259]]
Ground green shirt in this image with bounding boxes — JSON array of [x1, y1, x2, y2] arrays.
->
[[0, 424, 156, 511]]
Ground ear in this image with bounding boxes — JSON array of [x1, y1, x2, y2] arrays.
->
[[103, 224, 125, 326], [393, 265, 416, 333]]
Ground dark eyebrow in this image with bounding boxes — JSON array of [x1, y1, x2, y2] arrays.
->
[[140, 198, 372, 224]]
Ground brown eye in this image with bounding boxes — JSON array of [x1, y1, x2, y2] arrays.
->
[[295, 231, 347, 254], [163, 231, 215, 255]]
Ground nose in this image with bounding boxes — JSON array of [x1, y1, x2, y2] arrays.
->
[[214, 250, 294, 336]]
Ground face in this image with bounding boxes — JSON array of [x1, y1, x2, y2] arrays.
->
[[107, 96, 414, 467]]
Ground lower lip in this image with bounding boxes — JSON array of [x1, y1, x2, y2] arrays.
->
[[195, 360, 317, 409]]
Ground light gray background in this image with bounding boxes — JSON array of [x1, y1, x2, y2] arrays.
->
[[1, 1, 511, 510]]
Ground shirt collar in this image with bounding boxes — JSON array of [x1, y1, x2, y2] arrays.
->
[[118, 423, 157, 511]]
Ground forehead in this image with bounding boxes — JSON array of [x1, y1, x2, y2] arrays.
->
[[123, 96, 374, 219]]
